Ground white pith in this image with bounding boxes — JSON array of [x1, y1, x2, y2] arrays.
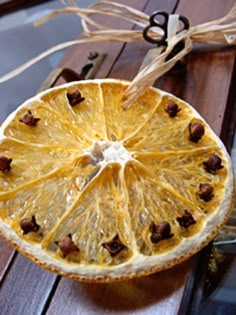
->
[[86, 140, 133, 167]]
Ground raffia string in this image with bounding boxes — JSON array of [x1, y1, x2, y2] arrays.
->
[[0, 0, 235, 109]]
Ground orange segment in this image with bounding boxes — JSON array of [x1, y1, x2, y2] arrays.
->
[[0, 138, 79, 192], [42, 83, 107, 141], [135, 148, 227, 212], [125, 95, 217, 153], [101, 81, 162, 141], [41, 88, 86, 133], [42, 164, 134, 265], [0, 166, 79, 226], [0, 155, 101, 229], [66, 82, 108, 141], [3, 100, 91, 149], [124, 161, 205, 255]]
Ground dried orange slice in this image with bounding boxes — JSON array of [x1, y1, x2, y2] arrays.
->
[[0, 79, 234, 282]]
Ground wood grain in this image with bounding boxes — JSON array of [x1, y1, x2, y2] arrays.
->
[[46, 260, 193, 315], [46, 2, 192, 315], [0, 235, 15, 283], [46, 0, 235, 314], [101, 0, 178, 81], [0, 254, 56, 315], [56, 0, 152, 82], [157, 0, 236, 136], [0, 0, 235, 314], [0, 1, 157, 314], [0, 0, 150, 286]]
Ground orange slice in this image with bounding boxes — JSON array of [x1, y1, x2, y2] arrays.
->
[[0, 79, 234, 282]]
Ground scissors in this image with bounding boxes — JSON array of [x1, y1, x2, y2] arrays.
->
[[143, 10, 190, 47]]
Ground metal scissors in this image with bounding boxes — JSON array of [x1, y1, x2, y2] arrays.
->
[[143, 10, 190, 47]]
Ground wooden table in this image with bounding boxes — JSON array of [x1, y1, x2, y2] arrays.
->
[[0, 1, 235, 314]]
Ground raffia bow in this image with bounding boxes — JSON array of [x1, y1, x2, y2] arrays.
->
[[0, 0, 236, 109]]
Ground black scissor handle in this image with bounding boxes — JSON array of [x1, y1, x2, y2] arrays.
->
[[178, 15, 190, 33], [149, 11, 169, 30], [143, 11, 190, 47], [143, 11, 169, 46]]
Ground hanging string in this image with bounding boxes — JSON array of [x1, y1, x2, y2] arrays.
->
[[0, 1, 235, 109]]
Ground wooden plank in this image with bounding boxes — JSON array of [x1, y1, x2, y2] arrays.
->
[[158, 0, 236, 136], [0, 254, 56, 315], [0, 0, 159, 314], [46, 2, 191, 315], [1, 1, 234, 315], [174, 1, 236, 312], [46, 260, 192, 315], [47, 1, 235, 315], [221, 55, 236, 151], [102, 0, 178, 81], [0, 235, 15, 283], [0, 0, 148, 287], [55, 0, 175, 82]]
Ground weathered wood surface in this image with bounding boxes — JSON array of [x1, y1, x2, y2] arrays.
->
[[0, 0, 235, 314]]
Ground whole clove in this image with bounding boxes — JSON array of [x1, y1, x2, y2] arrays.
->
[[177, 210, 196, 228], [189, 122, 205, 142], [67, 90, 85, 107], [203, 154, 224, 174], [165, 102, 181, 118], [198, 183, 214, 201], [102, 234, 127, 256], [149, 221, 173, 243], [20, 215, 40, 234], [0, 156, 12, 173], [55, 234, 79, 257], [19, 110, 40, 126]]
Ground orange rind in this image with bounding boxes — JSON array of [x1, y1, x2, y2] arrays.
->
[[0, 79, 234, 282]]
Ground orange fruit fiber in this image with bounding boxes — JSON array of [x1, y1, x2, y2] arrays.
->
[[0, 79, 234, 282]]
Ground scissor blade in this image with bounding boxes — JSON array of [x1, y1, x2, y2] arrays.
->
[[138, 47, 164, 72]]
